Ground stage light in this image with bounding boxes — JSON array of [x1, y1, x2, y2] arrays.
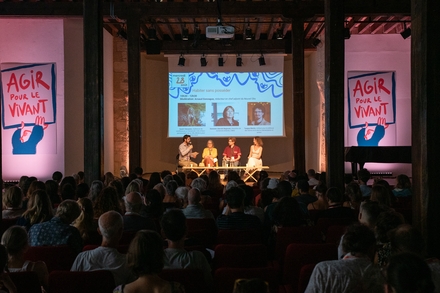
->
[[182, 27, 189, 41], [218, 55, 224, 66], [311, 38, 321, 48], [276, 28, 284, 39], [236, 54, 242, 67], [147, 28, 157, 40], [200, 54, 207, 67], [245, 25, 252, 40], [344, 27, 351, 39], [400, 23, 411, 39], [178, 54, 185, 66], [258, 54, 265, 66]]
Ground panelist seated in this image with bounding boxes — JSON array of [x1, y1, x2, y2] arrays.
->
[[202, 140, 218, 167], [246, 136, 263, 170], [222, 137, 241, 167]]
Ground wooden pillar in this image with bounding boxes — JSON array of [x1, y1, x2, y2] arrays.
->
[[83, 0, 104, 185], [411, 0, 440, 257], [324, 0, 345, 190], [127, 12, 141, 174], [291, 18, 306, 173]]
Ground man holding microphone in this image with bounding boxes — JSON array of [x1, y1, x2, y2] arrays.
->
[[178, 134, 199, 167]]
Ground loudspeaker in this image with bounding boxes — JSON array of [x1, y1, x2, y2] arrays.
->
[[146, 40, 162, 55]]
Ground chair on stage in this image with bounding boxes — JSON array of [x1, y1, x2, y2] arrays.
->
[[48, 270, 115, 293]]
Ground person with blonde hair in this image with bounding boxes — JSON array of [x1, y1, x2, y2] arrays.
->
[[1, 226, 49, 288], [202, 140, 218, 168], [16, 190, 53, 231], [72, 197, 97, 243]]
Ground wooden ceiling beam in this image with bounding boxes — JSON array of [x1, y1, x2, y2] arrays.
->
[[0, 1, 410, 18]]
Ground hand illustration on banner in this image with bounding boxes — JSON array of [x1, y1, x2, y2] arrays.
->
[[11, 116, 48, 155], [357, 117, 388, 146]]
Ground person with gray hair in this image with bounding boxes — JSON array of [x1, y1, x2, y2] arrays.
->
[[175, 186, 189, 208], [28, 199, 83, 253], [190, 178, 207, 193], [182, 188, 214, 219], [122, 192, 156, 232], [71, 211, 135, 286]]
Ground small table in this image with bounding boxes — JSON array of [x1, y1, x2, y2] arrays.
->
[[182, 166, 269, 181]]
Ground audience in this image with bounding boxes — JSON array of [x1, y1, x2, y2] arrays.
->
[[305, 224, 377, 293], [392, 174, 412, 197], [93, 187, 123, 219], [113, 230, 184, 293], [122, 192, 156, 232], [16, 189, 53, 231], [1, 226, 49, 288], [307, 183, 328, 211], [0, 245, 17, 293], [217, 187, 261, 231], [2, 186, 25, 219], [28, 199, 83, 254], [182, 188, 214, 219], [161, 209, 213, 286], [357, 168, 372, 198], [72, 197, 98, 243], [71, 211, 134, 286]]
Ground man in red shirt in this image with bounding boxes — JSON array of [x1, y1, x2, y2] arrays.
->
[[222, 137, 241, 168]]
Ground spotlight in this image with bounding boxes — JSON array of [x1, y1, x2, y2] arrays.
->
[[258, 54, 265, 66], [276, 28, 284, 40], [311, 38, 321, 48], [400, 23, 411, 39], [182, 27, 189, 41], [218, 55, 224, 67], [200, 54, 207, 67], [178, 54, 185, 67], [147, 28, 157, 40], [236, 55, 242, 67], [245, 25, 252, 40], [344, 27, 351, 39]]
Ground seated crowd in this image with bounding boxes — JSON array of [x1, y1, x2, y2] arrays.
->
[[0, 166, 434, 293]]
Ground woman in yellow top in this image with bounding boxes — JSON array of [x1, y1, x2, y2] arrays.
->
[[202, 140, 218, 168]]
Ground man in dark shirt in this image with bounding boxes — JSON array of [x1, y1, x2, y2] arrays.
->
[[216, 187, 261, 230], [123, 192, 157, 232]]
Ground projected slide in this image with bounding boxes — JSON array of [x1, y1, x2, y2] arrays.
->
[[169, 72, 283, 137]]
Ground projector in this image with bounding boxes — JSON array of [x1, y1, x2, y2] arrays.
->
[[206, 26, 235, 39]]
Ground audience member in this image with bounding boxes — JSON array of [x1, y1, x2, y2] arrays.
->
[[113, 230, 184, 293], [294, 180, 317, 214], [161, 209, 213, 285], [142, 189, 164, 219], [2, 186, 25, 219], [93, 187, 123, 219], [103, 172, 115, 187], [52, 171, 63, 184], [316, 187, 354, 220], [374, 210, 405, 267], [343, 182, 363, 210], [182, 188, 214, 219], [125, 181, 141, 196], [1, 226, 49, 288], [272, 196, 305, 228], [28, 199, 83, 253], [72, 197, 98, 243], [123, 192, 156, 232], [89, 180, 104, 203], [145, 172, 161, 192], [71, 211, 134, 286], [385, 253, 435, 293], [357, 168, 372, 198], [370, 184, 393, 208], [0, 245, 17, 293], [307, 169, 319, 186], [307, 183, 328, 211], [16, 189, 53, 231], [305, 224, 377, 293], [217, 187, 261, 231], [45, 179, 61, 206], [133, 167, 149, 194], [175, 186, 189, 209], [392, 174, 412, 197], [240, 185, 264, 223]]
